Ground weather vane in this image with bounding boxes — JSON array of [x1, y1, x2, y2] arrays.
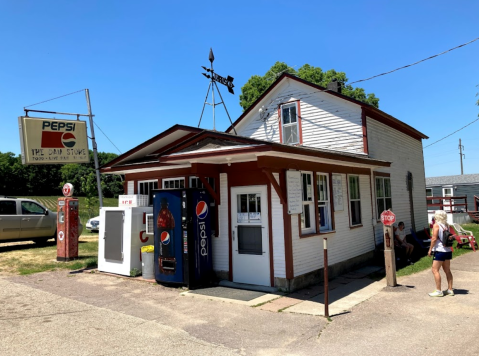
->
[[198, 48, 237, 134]]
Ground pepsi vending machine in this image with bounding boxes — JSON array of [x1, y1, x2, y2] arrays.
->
[[152, 189, 213, 289]]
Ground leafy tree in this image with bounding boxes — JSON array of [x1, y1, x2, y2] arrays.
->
[[239, 62, 379, 111], [81, 172, 99, 218]]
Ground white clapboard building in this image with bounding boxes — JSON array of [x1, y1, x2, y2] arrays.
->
[[101, 73, 428, 291]]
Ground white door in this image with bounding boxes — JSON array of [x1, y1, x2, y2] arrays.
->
[[231, 186, 270, 286], [443, 187, 453, 211]]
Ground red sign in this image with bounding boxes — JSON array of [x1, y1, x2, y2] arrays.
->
[[62, 183, 73, 197], [380, 210, 396, 226]]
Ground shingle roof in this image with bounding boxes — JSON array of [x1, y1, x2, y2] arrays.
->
[[426, 173, 479, 186]]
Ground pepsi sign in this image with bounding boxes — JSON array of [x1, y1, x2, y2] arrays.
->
[[18, 116, 90, 165], [196, 201, 208, 219], [160, 231, 171, 245]]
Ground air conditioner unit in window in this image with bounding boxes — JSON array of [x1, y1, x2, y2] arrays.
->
[[146, 213, 154, 235]]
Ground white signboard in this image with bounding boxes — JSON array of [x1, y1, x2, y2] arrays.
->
[[18, 116, 90, 165], [286, 170, 302, 214], [332, 174, 344, 211]]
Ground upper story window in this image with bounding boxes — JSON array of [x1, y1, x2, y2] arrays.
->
[[281, 102, 300, 145], [138, 180, 158, 206], [376, 177, 392, 219], [348, 175, 362, 226]]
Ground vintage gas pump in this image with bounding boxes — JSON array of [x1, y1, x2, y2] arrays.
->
[[380, 209, 397, 287], [57, 183, 79, 261]]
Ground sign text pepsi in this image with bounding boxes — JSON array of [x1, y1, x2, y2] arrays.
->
[[18, 116, 90, 165], [196, 201, 208, 257]]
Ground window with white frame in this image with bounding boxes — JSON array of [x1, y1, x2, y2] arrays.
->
[[189, 176, 215, 190], [317, 174, 332, 231], [138, 180, 158, 206], [348, 175, 362, 226], [162, 178, 185, 189], [281, 102, 299, 144], [375, 177, 392, 219], [426, 188, 433, 206], [301, 172, 315, 234]]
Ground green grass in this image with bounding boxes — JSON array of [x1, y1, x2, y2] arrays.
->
[[0, 238, 98, 275], [395, 223, 479, 277], [17, 196, 118, 233]]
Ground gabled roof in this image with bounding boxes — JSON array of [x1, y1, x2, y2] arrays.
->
[[101, 124, 390, 174], [426, 173, 479, 186], [226, 73, 428, 141], [101, 124, 201, 169]]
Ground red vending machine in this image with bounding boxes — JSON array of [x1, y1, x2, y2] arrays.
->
[[57, 183, 79, 261]]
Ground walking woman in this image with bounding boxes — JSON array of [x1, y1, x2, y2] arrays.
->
[[428, 210, 454, 297]]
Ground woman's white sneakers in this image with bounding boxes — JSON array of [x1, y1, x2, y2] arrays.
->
[[428, 289, 454, 297], [428, 290, 444, 297]]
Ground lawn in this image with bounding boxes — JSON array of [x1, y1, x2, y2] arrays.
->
[[0, 236, 98, 275], [18, 196, 118, 234], [396, 223, 478, 277]]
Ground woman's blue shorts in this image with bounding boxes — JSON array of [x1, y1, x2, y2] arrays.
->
[[433, 251, 452, 261]]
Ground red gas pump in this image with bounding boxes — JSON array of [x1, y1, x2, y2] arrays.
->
[[57, 183, 79, 261]]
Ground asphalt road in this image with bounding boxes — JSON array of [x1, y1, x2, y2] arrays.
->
[[1, 251, 478, 355]]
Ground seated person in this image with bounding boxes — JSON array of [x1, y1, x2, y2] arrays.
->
[[395, 221, 414, 264]]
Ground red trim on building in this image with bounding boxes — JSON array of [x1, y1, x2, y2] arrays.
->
[[102, 125, 202, 169], [361, 108, 369, 154]]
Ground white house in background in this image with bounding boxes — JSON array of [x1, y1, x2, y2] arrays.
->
[[102, 73, 429, 291], [426, 173, 479, 224]]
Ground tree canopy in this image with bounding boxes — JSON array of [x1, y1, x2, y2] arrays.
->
[[239, 62, 379, 111], [0, 150, 123, 198]]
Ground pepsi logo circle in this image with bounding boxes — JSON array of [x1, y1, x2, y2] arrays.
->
[[196, 201, 208, 219], [62, 132, 76, 148], [160, 231, 170, 245]]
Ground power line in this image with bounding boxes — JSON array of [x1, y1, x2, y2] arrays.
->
[[348, 36, 479, 85], [24, 89, 86, 108], [424, 117, 479, 148], [93, 121, 122, 154]]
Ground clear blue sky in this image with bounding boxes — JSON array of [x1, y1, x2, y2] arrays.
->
[[1, 1, 478, 178]]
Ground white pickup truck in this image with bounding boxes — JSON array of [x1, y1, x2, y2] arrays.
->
[[0, 197, 83, 244]]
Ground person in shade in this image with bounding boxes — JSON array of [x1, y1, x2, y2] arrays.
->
[[394, 221, 414, 264], [428, 210, 454, 297]]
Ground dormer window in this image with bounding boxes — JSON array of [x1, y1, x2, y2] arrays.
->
[[280, 101, 302, 145]]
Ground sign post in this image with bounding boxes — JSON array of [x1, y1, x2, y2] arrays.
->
[[380, 209, 397, 287]]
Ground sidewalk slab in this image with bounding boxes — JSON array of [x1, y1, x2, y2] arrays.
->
[[283, 279, 385, 316]]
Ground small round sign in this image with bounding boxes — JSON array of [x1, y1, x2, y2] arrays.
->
[[58, 231, 65, 241], [380, 210, 396, 226], [62, 183, 73, 197]]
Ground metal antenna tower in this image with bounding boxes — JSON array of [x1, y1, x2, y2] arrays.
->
[[198, 48, 237, 134]]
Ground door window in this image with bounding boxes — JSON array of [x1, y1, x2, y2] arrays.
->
[[237, 194, 261, 223], [21, 201, 45, 215]]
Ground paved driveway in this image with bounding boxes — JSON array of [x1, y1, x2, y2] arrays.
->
[[1, 252, 478, 355]]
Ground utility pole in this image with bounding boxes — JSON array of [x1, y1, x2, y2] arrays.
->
[[85, 89, 103, 208], [459, 138, 465, 175]]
